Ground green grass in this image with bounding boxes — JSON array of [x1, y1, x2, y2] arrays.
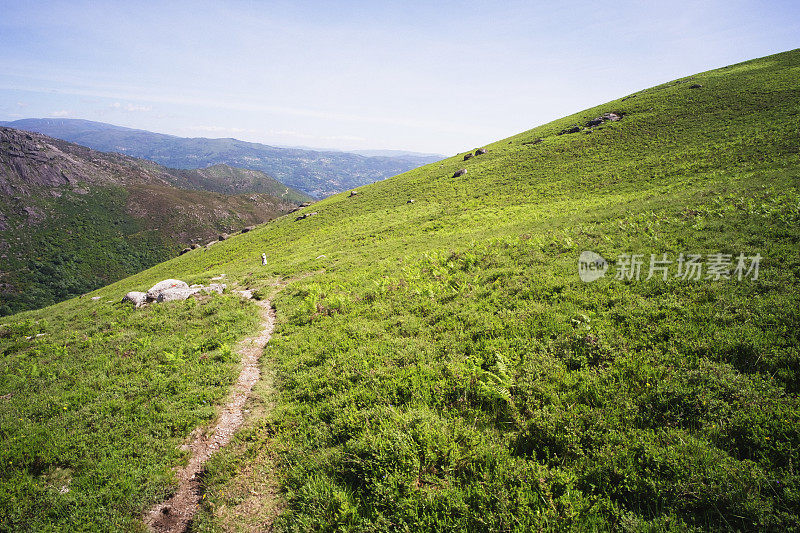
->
[[2, 49, 800, 530], [0, 291, 260, 531]]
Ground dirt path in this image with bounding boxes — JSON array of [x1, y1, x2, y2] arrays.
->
[[144, 296, 275, 532]]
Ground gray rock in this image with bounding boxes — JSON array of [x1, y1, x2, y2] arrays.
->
[[156, 287, 200, 302], [295, 211, 318, 221], [474, 148, 487, 155], [585, 112, 623, 128], [452, 169, 467, 178], [122, 291, 147, 307], [146, 279, 189, 301], [463, 153, 474, 161], [558, 126, 581, 135], [202, 283, 226, 294]]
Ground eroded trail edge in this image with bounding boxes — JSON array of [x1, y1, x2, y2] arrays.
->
[[145, 296, 275, 532]]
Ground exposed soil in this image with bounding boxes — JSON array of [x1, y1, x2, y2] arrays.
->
[[144, 296, 275, 532]]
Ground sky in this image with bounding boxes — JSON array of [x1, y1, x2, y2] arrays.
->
[[0, 0, 798, 155]]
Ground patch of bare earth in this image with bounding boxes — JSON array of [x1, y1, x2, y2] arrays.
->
[[144, 297, 275, 532]]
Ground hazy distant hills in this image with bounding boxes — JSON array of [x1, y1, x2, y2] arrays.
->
[[0, 126, 299, 314], [168, 163, 311, 203], [0, 119, 443, 198]]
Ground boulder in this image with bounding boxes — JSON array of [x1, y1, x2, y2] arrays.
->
[[146, 279, 189, 301], [689, 83, 702, 89], [295, 211, 318, 221], [241, 226, 254, 233], [218, 234, 229, 241], [122, 291, 147, 307], [463, 153, 473, 161], [156, 287, 200, 303], [191, 243, 201, 249], [407, 199, 415, 204], [584, 112, 623, 129], [203, 283, 226, 294], [474, 148, 487, 155], [349, 190, 359, 197], [558, 126, 581, 135], [179, 247, 191, 255], [452, 169, 467, 178]]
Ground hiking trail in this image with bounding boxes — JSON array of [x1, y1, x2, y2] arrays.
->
[[144, 293, 274, 532]]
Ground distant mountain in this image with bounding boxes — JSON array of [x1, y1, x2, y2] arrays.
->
[[0, 119, 443, 198], [169, 164, 311, 203], [348, 149, 443, 158], [0, 126, 299, 315]]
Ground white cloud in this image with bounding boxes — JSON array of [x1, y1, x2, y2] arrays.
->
[[264, 129, 366, 142], [49, 110, 70, 117], [110, 102, 151, 112], [188, 125, 257, 134], [16, 102, 28, 107]]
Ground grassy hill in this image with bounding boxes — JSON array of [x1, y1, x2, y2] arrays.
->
[[0, 119, 443, 198], [1, 49, 799, 531], [0, 128, 302, 316]]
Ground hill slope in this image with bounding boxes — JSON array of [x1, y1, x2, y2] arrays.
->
[[0, 127, 300, 315], [170, 163, 311, 203], [0, 119, 443, 198], [1, 49, 799, 531]]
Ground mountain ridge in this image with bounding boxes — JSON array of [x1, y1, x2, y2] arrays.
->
[[0, 126, 300, 314], [0, 118, 443, 198]]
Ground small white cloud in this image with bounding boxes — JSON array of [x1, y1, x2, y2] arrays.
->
[[188, 125, 256, 134], [109, 102, 151, 112], [264, 129, 366, 143], [16, 102, 28, 108], [125, 103, 151, 112], [50, 110, 70, 117]]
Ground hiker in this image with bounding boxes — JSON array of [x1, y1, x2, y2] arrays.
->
[[261, 253, 267, 266]]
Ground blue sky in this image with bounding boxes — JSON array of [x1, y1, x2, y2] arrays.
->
[[0, 0, 798, 154]]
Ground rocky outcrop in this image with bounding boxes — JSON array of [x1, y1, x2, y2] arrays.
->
[[122, 291, 148, 307], [146, 279, 189, 301], [122, 279, 227, 307], [453, 169, 467, 178], [156, 287, 200, 302], [295, 211, 318, 221]]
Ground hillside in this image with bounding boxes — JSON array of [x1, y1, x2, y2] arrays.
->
[[1, 49, 799, 531], [0, 127, 300, 315], [170, 164, 311, 203], [0, 119, 443, 198]]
